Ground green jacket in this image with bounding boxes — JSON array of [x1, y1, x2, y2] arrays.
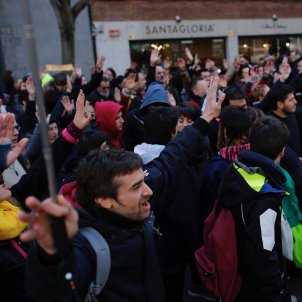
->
[[280, 166, 302, 227]]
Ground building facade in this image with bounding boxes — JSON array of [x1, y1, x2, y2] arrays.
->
[[91, 0, 302, 75], [0, 0, 94, 79]]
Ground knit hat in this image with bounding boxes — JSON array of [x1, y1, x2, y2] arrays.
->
[[139, 82, 169, 113]]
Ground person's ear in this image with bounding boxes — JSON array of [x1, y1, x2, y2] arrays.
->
[[274, 147, 285, 165], [277, 100, 284, 110], [94, 197, 113, 209], [279, 147, 285, 159]]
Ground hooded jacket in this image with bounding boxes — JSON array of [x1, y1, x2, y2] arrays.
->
[[218, 150, 290, 302], [199, 144, 250, 219], [122, 82, 170, 151], [95, 101, 125, 149]]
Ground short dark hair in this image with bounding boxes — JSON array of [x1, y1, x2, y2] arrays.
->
[[249, 116, 289, 160], [48, 117, 59, 127], [268, 83, 294, 110], [245, 107, 265, 126], [106, 67, 116, 79], [177, 102, 200, 121], [75, 149, 143, 209], [189, 77, 203, 91], [53, 72, 67, 86], [101, 76, 110, 83], [144, 107, 178, 145], [218, 105, 251, 148], [223, 83, 247, 106], [116, 75, 125, 86], [76, 130, 108, 156]]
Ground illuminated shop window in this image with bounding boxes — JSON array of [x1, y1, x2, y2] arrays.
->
[[130, 38, 226, 72], [239, 35, 302, 63]]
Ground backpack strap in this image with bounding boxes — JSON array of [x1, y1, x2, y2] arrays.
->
[[10, 239, 28, 260], [240, 203, 246, 228], [80, 227, 111, 300]]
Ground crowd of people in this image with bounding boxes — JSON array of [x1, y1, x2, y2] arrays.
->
[[1, 46, 302, 302]]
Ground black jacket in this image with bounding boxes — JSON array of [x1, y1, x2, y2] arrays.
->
[[218, 150, 290, 302], [25, 117, 211, 301], [0, 239, 33, 302], [26, 208, 165, 302]]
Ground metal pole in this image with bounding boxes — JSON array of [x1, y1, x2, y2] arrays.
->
[[21, 0, 57, 203]]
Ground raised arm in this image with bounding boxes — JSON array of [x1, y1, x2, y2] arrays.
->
[[146, 76, 224, 210]]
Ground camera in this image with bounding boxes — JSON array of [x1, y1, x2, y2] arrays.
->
[[175, 16, 181, 23]]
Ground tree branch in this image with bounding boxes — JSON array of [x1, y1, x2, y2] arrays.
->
[[49, 0, 64, 28], [72, 0, 90, 19]]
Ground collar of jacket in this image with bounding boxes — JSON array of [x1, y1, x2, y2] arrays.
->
[[78, 205, 151, 240]]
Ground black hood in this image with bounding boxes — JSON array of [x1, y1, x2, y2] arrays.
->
[[218, 150, 286, 208]]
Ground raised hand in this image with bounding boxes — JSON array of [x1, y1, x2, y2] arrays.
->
[[114, 88, 121, 104], [250, 65, 259, 78], [61, 96, 75, 114], [25, 76, 36, 100], [150, 49, 161, 67], [192, 53, 201, 71], [167, 92, 176, 107], [66, 75, 72, 93], [126, 73, 137, 90], [202, 76, 225, 123], [73, 90, 94, 129], [185, 47, 194, 63], [96, 55, 106, 72], [194, 53, 200, 66], [84, 100, 95, 121], [74, 64, 82, 78], [19, 195, 79, 255], [223, 59, 228, 70]]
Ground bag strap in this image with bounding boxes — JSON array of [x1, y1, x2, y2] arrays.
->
[[9, 239, 28, 260], [240, 203, 246, 228], [79, 227, 111, 300]]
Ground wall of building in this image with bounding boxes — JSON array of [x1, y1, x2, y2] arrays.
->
[[91, 1, 302, 75], [91, 0, 302, 21], [0, 0, 94, 79]]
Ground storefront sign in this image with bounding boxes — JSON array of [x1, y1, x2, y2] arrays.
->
[[145, 23, 215, 35], [260, 23, 287, 29], [109, 29, 121, 37]]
